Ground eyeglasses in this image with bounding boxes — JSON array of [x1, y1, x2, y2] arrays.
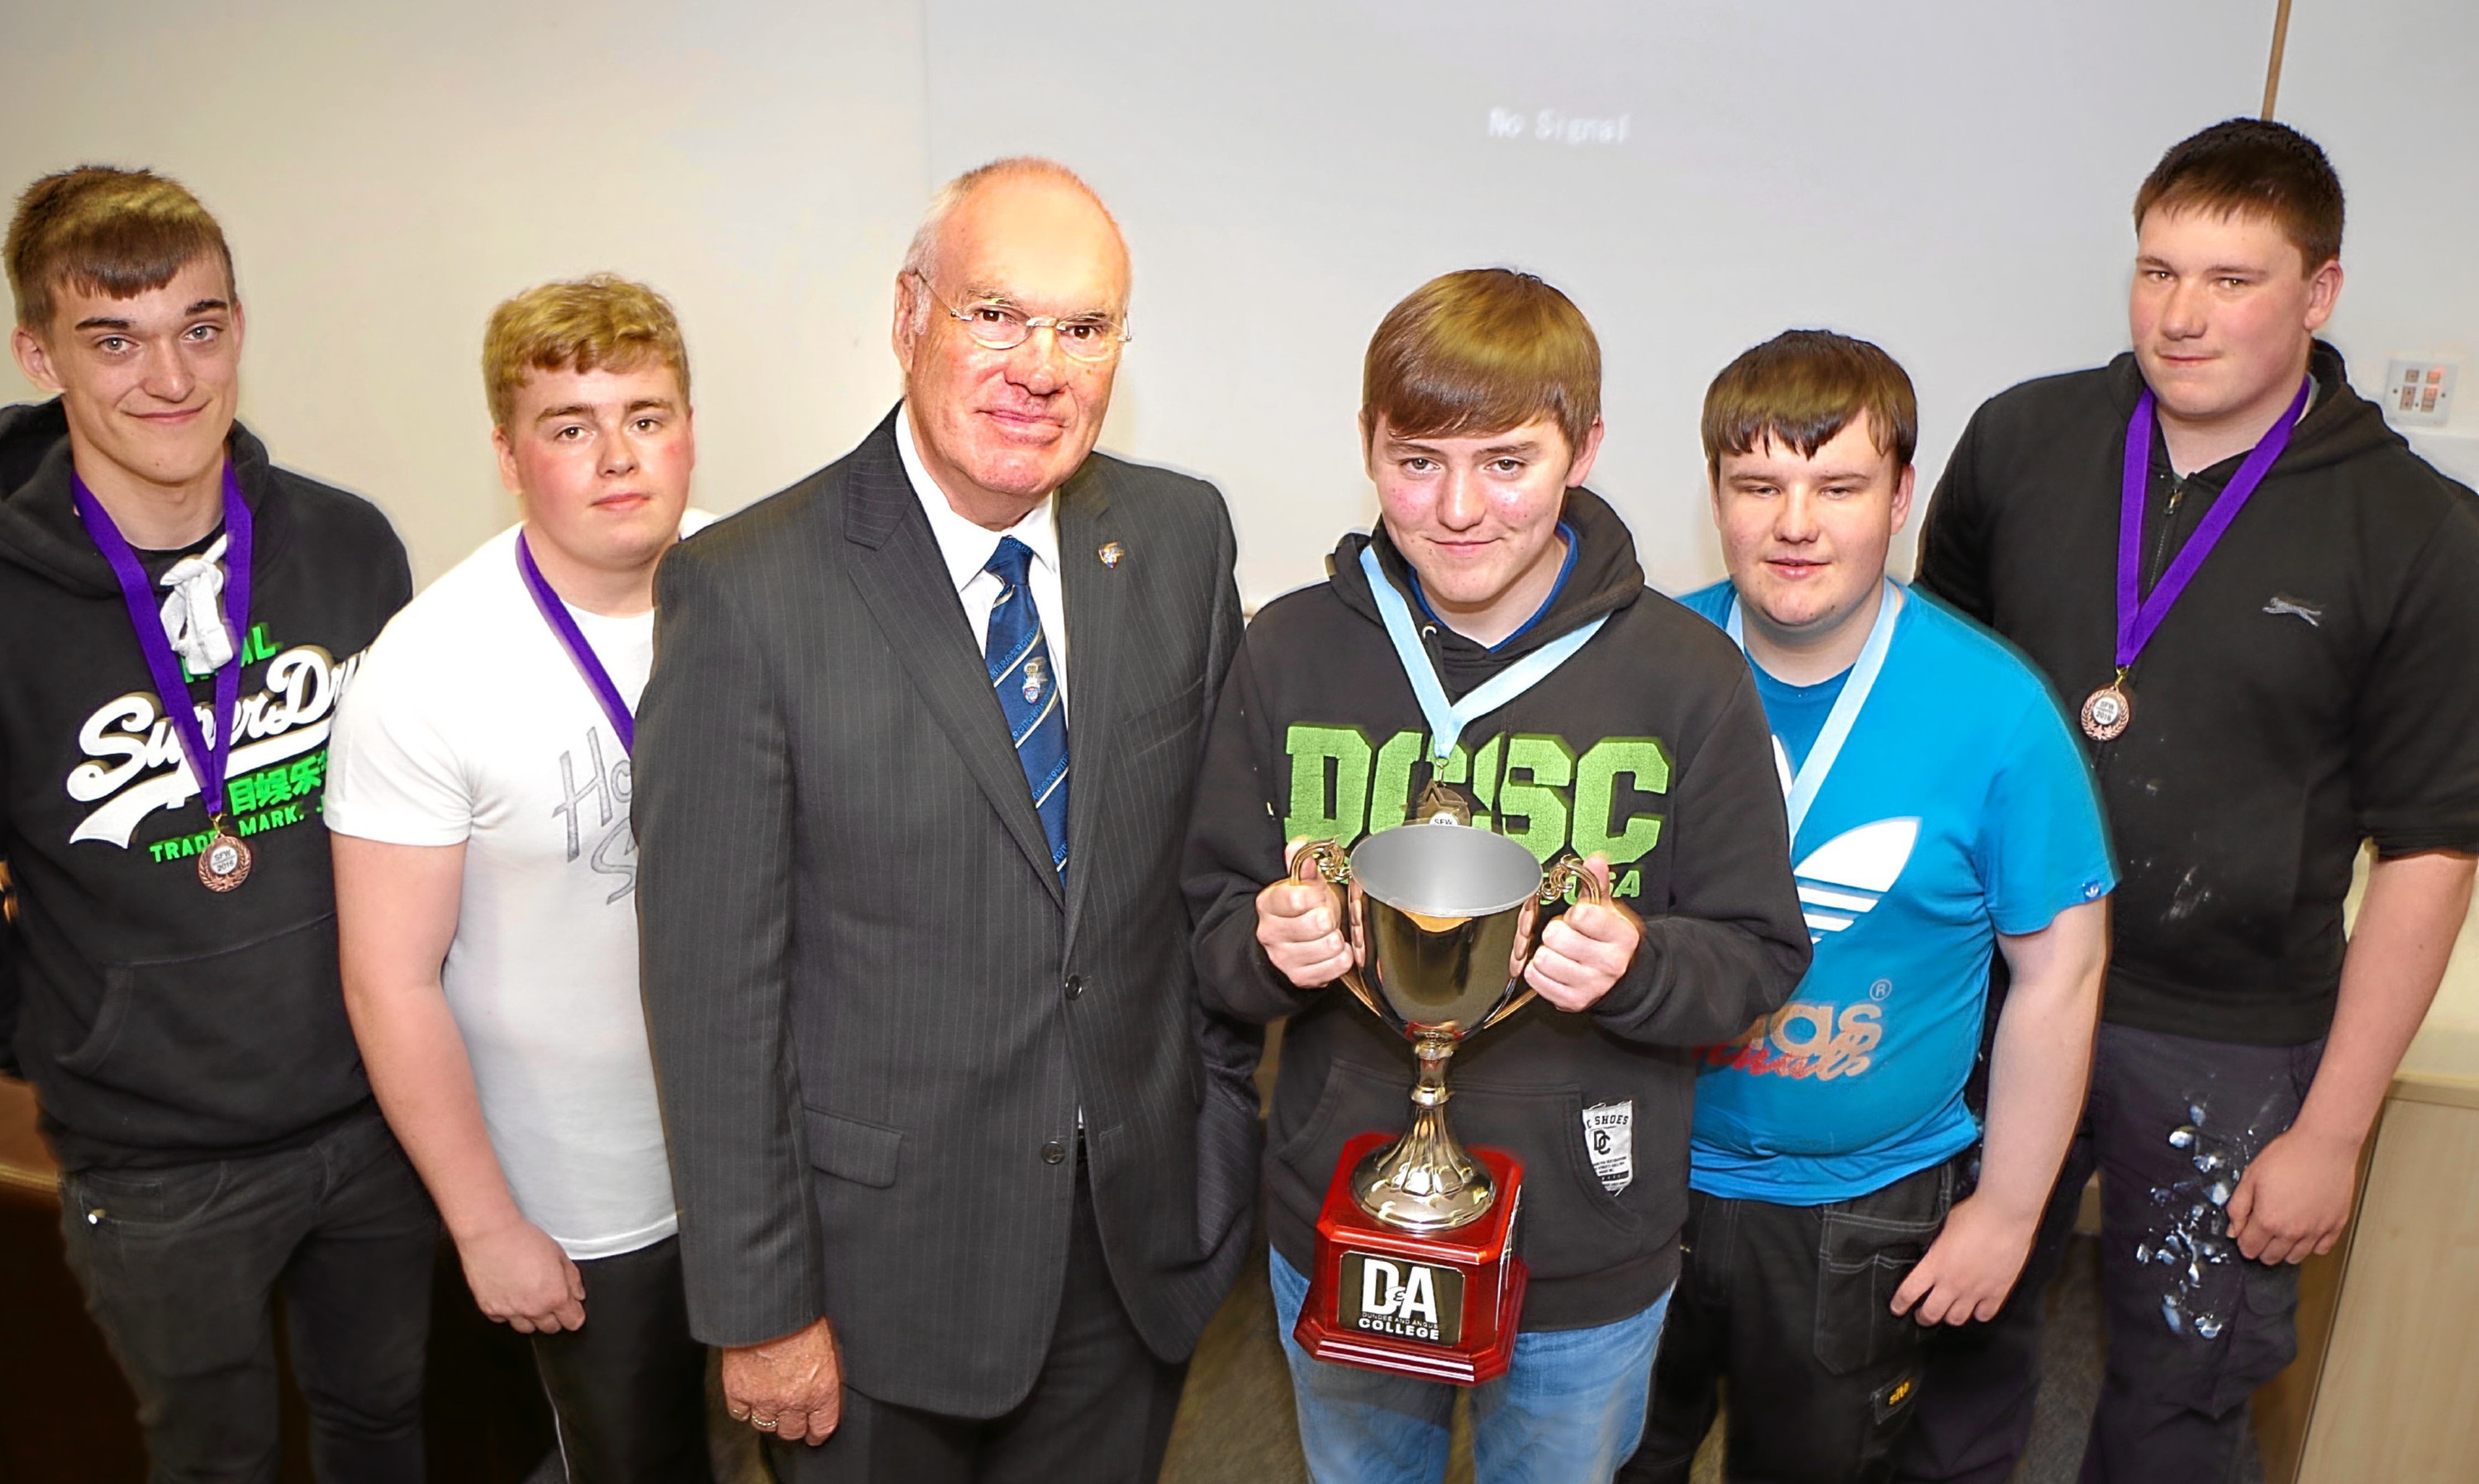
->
[[911, 272, 1130, 363]]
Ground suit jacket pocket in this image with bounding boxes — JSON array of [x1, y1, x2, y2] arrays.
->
[[805, 1107, 902, 1188]]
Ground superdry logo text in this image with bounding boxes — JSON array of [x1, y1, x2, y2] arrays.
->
[[65, 636, 361, 853]]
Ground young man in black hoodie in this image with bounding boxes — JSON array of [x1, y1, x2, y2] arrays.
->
[[1186, 269, 1809, 1483], [1, 167, 428, 1481], [1899, 120, 2479, 1482]]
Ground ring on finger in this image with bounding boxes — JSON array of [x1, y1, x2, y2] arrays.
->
[[752, 1416, 779, 1431]]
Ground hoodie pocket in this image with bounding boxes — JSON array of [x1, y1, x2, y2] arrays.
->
[[1449, 1082, 1644, 1283], [1268, 1060, 1643, 1284], [59, 915, 364, 1144], [1269, 1055, 1414, 1205]]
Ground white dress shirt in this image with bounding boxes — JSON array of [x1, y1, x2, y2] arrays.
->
[[897, 403, 1068, 701], [899, 404, 1082, 1126]]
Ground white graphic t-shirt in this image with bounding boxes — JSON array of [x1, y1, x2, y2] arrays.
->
[[326, 517, 709, 1258]]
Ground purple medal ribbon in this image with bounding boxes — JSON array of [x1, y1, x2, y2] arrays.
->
[[2115, 377, 2310, 668], [73, 465, 254, 826], [515, 531, 635, 754]]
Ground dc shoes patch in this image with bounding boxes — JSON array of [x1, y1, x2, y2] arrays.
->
[[1582, 1100, 1634, 1195]]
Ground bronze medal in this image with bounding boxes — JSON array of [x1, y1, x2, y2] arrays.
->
[[2080, 683, 2131, 743], [197, 830, 253, 892]]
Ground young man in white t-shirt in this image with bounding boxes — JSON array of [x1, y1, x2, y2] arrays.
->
[[327, 274, 714, 1483]]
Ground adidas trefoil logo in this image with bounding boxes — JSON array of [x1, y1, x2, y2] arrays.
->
[[1794, 817, 1920, 943]]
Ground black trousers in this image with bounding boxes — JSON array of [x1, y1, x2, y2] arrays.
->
[[55, 1108, 439, 1484], [765, 1157, 1185, 1484], [1894, 1023, 2322, 1484], [1620, 1156, 1958, 1484], [532, 1234, 716, 1484]]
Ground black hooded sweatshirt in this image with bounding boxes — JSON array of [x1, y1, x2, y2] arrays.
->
[[1183, 489, 1810, 1329], [0, 400, 411, 1170], [1917, 343, 2479, 1047]]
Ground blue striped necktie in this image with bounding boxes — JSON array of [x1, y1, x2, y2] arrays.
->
[[983, 536, 1069, 874]]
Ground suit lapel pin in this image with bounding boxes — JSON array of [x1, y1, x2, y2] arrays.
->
[[1098, 540, 1125, 569]]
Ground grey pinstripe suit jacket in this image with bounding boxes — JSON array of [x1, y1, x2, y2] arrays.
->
[[634, 409, 1260, 1417]]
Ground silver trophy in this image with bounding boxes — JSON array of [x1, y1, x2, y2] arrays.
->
[[1295, 799, 1605, 1233]]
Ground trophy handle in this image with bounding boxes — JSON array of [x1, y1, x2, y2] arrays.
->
[[1480, 854, 1608, 1032], [1291, 840, 1387, 1021]]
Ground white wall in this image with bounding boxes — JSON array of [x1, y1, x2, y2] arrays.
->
[[2, 0, 929, 585], [921, 0, 2269, 606], [2283, 0, 2479, 492], [2283, 1, 2479, 1043]]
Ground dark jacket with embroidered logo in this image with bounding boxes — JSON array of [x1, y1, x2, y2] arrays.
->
[[1183, 488, 1810, 1329], [0, 399, 411, 1169], [1916, 342, 2479, 1047]]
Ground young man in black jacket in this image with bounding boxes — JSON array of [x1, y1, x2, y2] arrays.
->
[[1185, 269, 1809, 1483], [1, 167, 429, 1482], [1899, 120, 2479, 1482]]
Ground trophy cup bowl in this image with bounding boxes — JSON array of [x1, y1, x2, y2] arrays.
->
[[1289, 815, 1604, 1385], [1297, 820, 1601, 1231]]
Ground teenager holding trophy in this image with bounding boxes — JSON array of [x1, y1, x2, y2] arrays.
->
[[1185, 269, 1808, 1484]]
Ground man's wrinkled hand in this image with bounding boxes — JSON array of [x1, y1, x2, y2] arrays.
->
[[723, 1316, 844, 1445], [1890, 1194, 2036, 1325], [2225, 1125, 2358, 1264], [1258, 840, 1355, 989], [1526, 856, 1641, 1011], [457, 1217, 585, 1334]]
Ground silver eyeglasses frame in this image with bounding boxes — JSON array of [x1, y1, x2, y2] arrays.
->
[[909, 271, 1130, 363]]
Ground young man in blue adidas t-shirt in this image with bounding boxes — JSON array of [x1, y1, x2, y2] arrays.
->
[[1620, 331, 2115, 1483]]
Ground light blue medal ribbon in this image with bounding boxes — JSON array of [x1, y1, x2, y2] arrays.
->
[[1725, 578, 1902, 840], [1359, 544, 1606, 762]]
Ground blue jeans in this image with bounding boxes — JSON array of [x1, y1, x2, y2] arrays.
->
[[1271, 1249, 1670, 1484]]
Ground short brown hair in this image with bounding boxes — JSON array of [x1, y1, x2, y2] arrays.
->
[[6, 166, 234, 333], [483, 273, 690, 430], [2134, 118, 2343, 272], [1362, 269, 1600, 456], [1701, 330, 1917, 477]]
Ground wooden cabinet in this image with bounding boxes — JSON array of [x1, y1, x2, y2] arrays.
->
[[2254, 1036, 2479, 1483]]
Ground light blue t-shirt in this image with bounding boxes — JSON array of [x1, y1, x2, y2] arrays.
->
[[1678, 581, 2115, 1204]]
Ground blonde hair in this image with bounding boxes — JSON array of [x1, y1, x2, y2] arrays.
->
[[482, 273, 689, 430], [7, 165, 233, 331]]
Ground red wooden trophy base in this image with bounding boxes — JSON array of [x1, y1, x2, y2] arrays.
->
[[1293, 1131, 1528, 1386]]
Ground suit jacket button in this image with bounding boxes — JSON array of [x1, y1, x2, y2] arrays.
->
[[1064, 974, 1085, 1001], [1041, 1139, 1068, 1164]]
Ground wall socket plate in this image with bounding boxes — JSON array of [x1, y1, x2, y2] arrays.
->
[[2382, 358, 2458, 427]]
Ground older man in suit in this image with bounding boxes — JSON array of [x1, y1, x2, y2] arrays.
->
[[634, 158, 1258, 1484]]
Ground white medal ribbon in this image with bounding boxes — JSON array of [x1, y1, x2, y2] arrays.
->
[[1725, 578, 1902, 840], [158, 533, 236, 675], [1360, 543, 1606, 763]]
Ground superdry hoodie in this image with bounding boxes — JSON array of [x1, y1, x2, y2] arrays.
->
[[0, 400, 410, 1169]]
